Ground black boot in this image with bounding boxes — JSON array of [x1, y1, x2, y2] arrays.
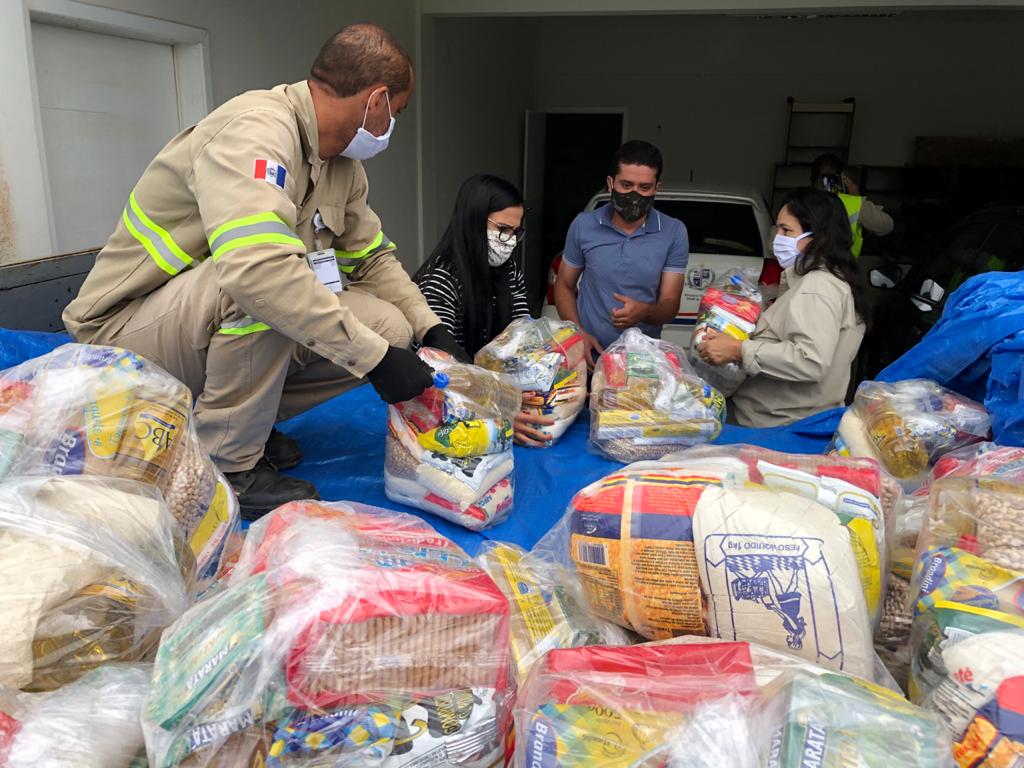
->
[[264, 427, 302, 470], [224, 457, 319, 522]]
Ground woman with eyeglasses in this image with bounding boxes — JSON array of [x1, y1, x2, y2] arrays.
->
[[415, 174, 556, 446]]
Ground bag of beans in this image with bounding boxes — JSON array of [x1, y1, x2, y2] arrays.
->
[[0, 345, 240, 589]]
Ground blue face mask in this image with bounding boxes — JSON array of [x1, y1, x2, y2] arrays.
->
[[773, 231, 812, 269], [340, 90, 395, 161]]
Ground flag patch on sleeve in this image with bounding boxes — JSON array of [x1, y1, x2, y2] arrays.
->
[[254, 158, 287, 189]]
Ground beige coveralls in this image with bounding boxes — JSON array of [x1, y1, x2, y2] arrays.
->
[[730, 267, 865, 428], [64, 81, 440, 471]]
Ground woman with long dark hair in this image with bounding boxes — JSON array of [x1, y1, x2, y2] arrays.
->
[[697, 187, 869, 427], [416, 174, 555, 445]]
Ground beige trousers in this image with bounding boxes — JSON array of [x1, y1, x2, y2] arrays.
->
[[85, 259, 411, 472]]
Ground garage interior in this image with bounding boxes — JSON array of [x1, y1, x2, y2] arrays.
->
[[2, 0, 1024, 350]]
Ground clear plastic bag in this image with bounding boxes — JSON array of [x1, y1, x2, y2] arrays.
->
[[664, 669, 953, 767], [143, 499, 511, 768], [0, 663, 151, 768], [476, 542, 632, 687], [589, 328, 725, 463], [0, 476, 191, 692], [385, 348, 519, 530], [475, 317, 588, 444], [532, 455, 877, 681], [512, 642, 762, 767], [687, 269, 762, 397], [908, 477, 1024, 709], [0, 344, 241, 588], [844, 380, 991, 487]]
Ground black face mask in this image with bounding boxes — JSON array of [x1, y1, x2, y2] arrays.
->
[[610, 189, 655, 223]]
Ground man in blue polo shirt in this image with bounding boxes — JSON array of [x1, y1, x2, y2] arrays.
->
[[554, 140, 688, 368]]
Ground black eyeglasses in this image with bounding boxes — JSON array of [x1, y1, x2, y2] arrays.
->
[[488, 219, 526, 243]]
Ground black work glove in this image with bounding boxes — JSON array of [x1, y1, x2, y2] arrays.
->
[[367, 346, 435, 404], [422, 324, 471, 363]]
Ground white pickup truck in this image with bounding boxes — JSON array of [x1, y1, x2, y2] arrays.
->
[[543, 184, 775, 348]]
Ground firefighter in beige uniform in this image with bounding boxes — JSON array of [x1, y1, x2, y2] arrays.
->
[[696, 187, 867, 427], [64, 24, 469, 519]]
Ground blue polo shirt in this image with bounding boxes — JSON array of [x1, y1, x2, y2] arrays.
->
[[563, 202, 689, 348]]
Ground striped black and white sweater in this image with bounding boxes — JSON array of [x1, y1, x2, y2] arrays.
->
[[415, 258, 531, 350]]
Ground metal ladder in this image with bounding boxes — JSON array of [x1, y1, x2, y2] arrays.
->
[[770, 97, 856, 212]]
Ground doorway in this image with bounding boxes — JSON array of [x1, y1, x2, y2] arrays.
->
[[522, 110, 626, 310]]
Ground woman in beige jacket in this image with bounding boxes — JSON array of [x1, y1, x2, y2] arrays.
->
[[697, 187, 868, 427]]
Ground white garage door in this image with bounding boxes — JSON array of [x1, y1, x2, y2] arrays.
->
[[32, 22, 180, 254]]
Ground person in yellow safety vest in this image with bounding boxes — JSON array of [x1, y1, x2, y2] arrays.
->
[[63, 24, 470, 521], [810, 153, 894, 258]]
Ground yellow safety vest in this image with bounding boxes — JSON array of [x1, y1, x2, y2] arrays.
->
[[838, 192, 864, 258]]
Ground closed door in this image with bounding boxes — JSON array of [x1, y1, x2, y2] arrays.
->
[[32, 22, 180, 254]]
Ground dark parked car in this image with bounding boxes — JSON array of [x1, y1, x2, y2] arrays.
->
[[859, 206, 1024, 378]]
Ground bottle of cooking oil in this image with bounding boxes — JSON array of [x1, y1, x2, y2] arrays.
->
[[864, 403, 929, 479], [432, 368, 521, 420]]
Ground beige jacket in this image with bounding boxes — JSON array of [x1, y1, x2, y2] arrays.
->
[[64, 81, 439, 377], [731, 267, 865, 427]]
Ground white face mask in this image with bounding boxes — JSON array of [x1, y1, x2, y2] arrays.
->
[[773, 231, 812, 269], [340, 89, 395, 161], [487, 229, 517, 267]]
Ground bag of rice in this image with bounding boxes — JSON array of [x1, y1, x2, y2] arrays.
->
[[0, 476, 190, 692], [589, 328, 724, 463], [385, 349, 519, 530], [688, 269, 762, 396], [667, 444, 893, 632], [144, 500, 510, 768], [693, 485, 875, 680], [0, 345, 240, 588], [475, 317, 588, 444]]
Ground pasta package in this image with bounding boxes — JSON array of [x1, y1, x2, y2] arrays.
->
[[475, 317, 588, 444], [688, 269, 762, 396], [0, 344, 240, 588], [0, 476, 190, 692], [143, 500, 510, 768], [589, 328, 724, 463], [477, 542, 631, 686], [385, 349, 519, 530]]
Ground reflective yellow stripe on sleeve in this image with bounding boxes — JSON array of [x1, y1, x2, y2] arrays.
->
[[123, 192, 194, 275], [335, 231, 392, 274], [208, 212, 305, 262], [218, 316, 271, 335]]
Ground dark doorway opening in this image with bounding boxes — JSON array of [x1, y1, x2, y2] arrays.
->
[[522, 111, 624, 311]]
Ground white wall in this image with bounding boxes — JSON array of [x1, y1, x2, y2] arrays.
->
[[530, 11, 1024, 194], [0, 0, 422, 267], [421, 16, 536, 254]]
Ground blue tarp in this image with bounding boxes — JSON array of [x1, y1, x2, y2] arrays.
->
[[0, 326, 840, 554], [878, 271, 1024, 447]]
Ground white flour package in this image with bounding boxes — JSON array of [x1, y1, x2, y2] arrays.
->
[[693, 486, 874, 680]]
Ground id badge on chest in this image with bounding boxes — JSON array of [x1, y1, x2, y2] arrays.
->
[[307, 209, 343, 292], [306, 248, 343, 293]]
